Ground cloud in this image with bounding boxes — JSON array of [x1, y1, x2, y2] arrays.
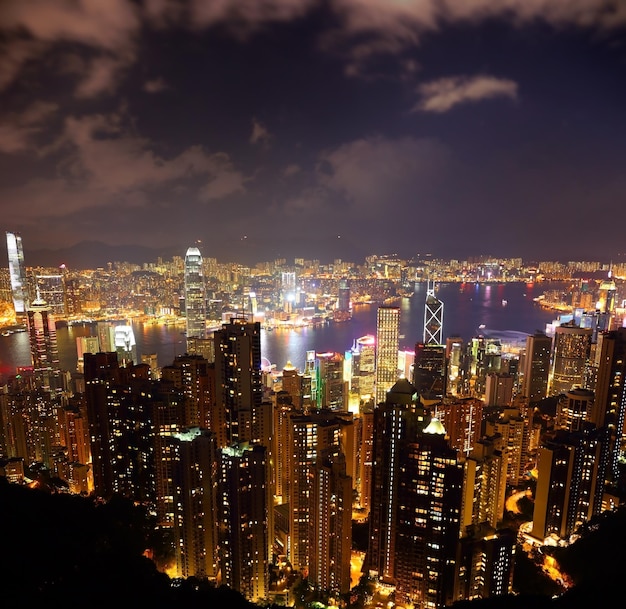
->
[[0, 0, 140, 50], [317, 135, 449, 213], [250, 118, 272, 145], [325, 0, 626, 75], [413, 75, 519, 113], [58, 113, 245, 195], [75, 54, 133, 98], [283, 163, 301, 177], [0, 38, 46, 90], [0, 0, 140, 95], [2, 0, 624, 95], [143, 77, 169, 93], [0, 101, 58, 153], [188, 0, 317, 30], [0, 111, 246, 230]]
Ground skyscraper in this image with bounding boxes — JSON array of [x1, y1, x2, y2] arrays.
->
[[521, 332, 552, 403], [550, 322, 592, 396], [315, 351, 347, 410], [424, 280, 444, 345], [413, 342, 446, 402], [367, 379, 463, 607], [375, 306, 400, 405], [218, 444, 269, 603], [184, 246, 206, 352], [287, 410, 353, 591], [214, 317, 262, 447], [531, 425, 609, 541], [168, 427, 219, 581], [6, 231, 28, 320], [26, 292, 60, 389], [590, 328, 626, 481]]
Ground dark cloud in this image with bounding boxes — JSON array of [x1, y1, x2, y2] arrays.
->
[[0, 0, 625, 263]]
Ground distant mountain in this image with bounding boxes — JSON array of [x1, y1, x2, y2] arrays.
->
[[25, 241, 181, 269]]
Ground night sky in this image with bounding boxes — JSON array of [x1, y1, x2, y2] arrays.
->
[[1, 1, 626, 266]]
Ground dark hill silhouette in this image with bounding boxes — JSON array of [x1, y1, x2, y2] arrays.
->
[[1, 477, 623, 609], [0, 478, 258, 609], [25, 240, 175, 269]]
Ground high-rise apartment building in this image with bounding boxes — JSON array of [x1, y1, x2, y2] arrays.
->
[[590, 328, 626, 481], [455, 524, 515, 601], [6, 231, 28, 320], [368, 378, 463, 608], [168, 427, 219, 581], [557, 387, 595, 432], [461, 436, 508, 530], [184, 246, 206, 352], [311, 448, 352, 595], [550, 322, 593, 395], [84, 354, 156, 501], [218, 444, 269, 603], [521, 332, 552, 403], [287, 409, 353, 591], [213, 317, 262, 448], [484, 408, 527, 486], [375, 306, 400, 405], [435, 396, 483, 457], [161, 354, 214, 429], [484, 372, 515, 407], [531, 425, 609, 541]]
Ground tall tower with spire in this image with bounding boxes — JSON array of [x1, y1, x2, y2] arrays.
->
[[184, 245, 206, 353], [424, 280, 444, 345]]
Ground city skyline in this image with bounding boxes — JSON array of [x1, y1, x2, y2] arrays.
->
[[1, 1, 625, 266]]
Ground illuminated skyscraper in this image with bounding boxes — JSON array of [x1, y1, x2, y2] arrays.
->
[[311, 449, 352, 595], [84, 354, 156, 501], [532, 425, 609, 541], [168, 427, 219, 581], [461, 436, 507, 530], [184, 246, 206, 351], [352, 335, 376, 399], [214, 317, 262, 447], [218, 444, 269, 603], [375, 306, 400, 405], [315, 351, 347, 410], [550, 322, 592, 396], [590, 328, 626, 480], [287, 410, 353, 591], [368, 379, 463, 607], [424, 281, 444, 345], [161, 354, 214, 429], [114, 324, 138, 366], [521, 332, 552, 403], [413, 342, 446, 402], [76, 335, 100, 373], [334, 278, 351, 322], [6, 231, 28, 319], [435, 397, 483, 457], [26, 292, 60, 389], [455, 524, 515, 601]]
